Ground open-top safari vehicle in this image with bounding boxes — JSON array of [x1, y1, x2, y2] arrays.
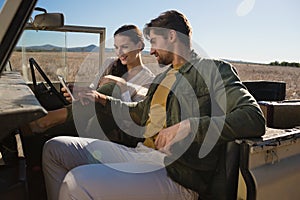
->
[[0, 0, 300, 199]]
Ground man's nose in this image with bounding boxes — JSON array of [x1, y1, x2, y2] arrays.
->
[[150, 48, 155, 55]]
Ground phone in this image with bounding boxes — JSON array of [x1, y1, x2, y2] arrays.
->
[[58, 75, 75, 101]]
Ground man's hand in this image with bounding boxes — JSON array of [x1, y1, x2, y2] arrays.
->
[[155, 119, 191, 155], [77, 89, 107, 106], [100, 75, 127, 93]]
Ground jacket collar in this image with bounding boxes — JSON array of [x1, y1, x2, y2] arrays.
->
[[175, 50, 202, 73]]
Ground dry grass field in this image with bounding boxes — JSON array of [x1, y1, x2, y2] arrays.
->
[[9, 51, 300, 100], [232, 62, 299, 100]]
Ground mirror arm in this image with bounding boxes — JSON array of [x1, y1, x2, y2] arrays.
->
[[34, 7, 47, 13]]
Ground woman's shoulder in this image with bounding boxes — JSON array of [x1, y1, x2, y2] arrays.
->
[[127, 65, 155, 86]]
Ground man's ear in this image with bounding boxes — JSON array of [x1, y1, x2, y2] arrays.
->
[[169, 30, 177, 43]]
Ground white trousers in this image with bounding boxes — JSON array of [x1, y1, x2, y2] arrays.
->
[[42, 136, 198, 200]]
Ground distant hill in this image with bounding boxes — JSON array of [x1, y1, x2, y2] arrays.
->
[[223, 59, 267, 65], [15, 44, 100, 52], [68, 45, 99, 52], [14, 44, 153, 55]]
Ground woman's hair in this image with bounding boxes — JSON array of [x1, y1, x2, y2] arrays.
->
[[114, 24, 145, 51], [143, 10, 192, 48], [110, 59, 128, 77]]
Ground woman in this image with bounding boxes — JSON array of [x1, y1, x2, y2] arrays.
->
[[30, 24, 155, 140], [86, 24, 155, 102]]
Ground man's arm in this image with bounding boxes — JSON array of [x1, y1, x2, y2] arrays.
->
[[77, 88, 149, 127], [191, 61, 265, 142]]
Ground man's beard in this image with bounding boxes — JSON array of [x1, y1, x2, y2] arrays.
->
[[157, 53, 172, 66]]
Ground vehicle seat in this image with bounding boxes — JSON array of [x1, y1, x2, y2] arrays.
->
[[242, 81, 286, 101], [209, 141, 240, 200], [0, 130, 28, 200]]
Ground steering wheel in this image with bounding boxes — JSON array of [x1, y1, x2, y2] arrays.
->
[[29, 57, 70, 110]]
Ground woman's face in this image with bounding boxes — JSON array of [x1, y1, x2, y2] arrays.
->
[[114, 34, 142, 66]]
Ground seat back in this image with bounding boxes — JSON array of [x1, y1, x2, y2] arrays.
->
[[243, 81, 286, 101], [210, 142, 240, 200]]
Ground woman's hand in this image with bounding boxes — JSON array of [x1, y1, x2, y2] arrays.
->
[[61, 85, 94, 103], [155, 119, 191, 155], [61, 86, 73, 103], [61, 84, 83, 103]]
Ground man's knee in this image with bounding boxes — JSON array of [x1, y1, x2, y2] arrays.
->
[[42, 136, 69, 162], [59, 166, 95, 200]]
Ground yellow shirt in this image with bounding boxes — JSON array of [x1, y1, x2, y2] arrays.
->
[[143, 66, 180, 148]]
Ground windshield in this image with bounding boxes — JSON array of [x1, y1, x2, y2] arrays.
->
[[9, 27, 103, 83]]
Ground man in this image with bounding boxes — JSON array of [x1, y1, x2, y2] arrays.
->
[[42, 10, 265, 200]]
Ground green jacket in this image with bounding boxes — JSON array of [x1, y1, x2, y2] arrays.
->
[[105, 52, 266, 196]]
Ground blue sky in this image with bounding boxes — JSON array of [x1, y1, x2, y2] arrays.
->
[[2, 0, 300, 63]]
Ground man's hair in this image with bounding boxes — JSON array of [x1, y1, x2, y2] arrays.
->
[[114, 24, 145, 50], [143, 10, 192, 47]]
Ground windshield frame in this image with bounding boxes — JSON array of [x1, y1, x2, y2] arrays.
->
[[0, 0, 38, 75]]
